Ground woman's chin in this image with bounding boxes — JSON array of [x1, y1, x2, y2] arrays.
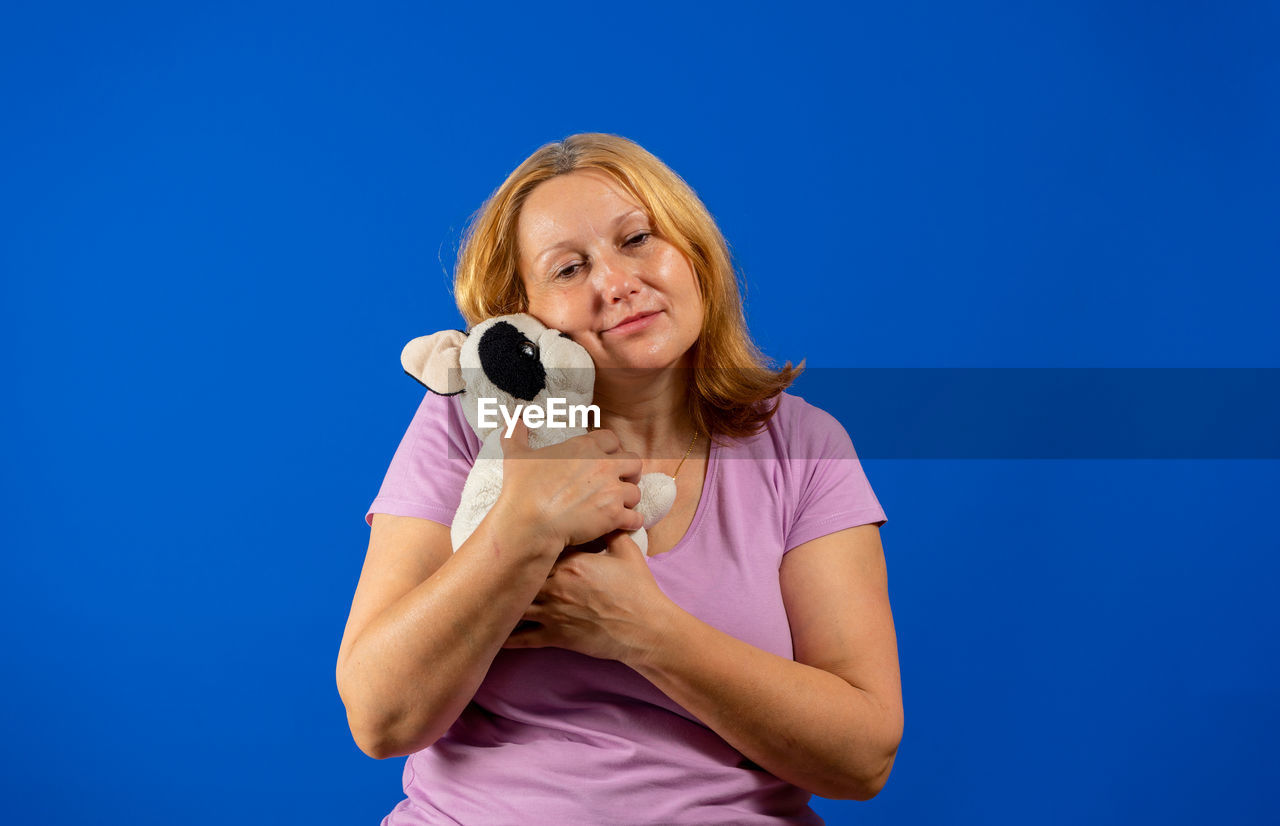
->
[[597, 362, 664, 379], [594, 353, 693, 384], [591, 330, 696, 375]]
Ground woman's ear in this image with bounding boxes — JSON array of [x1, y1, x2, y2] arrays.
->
[[401, 330, 468, 394]]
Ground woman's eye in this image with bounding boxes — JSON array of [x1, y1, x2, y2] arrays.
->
[[625, 232, 651, 247], [555, 263, 581, 280]]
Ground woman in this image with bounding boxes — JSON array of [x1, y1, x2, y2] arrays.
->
[[337, 134, 903, 825]]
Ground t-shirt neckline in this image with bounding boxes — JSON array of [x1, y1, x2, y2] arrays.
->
[[647, 435, 718, 563]]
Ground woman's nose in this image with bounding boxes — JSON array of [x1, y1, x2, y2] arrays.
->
[[596, 252, 639, 302]]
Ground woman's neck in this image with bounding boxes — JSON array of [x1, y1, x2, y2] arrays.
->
[[593, 368, 696, 460]]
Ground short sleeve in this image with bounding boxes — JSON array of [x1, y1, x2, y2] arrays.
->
[[365, 390, 481, 527], [782, 396, 887, 552]]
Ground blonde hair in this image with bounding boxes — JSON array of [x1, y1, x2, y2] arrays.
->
[[453, 133, 801, 439]]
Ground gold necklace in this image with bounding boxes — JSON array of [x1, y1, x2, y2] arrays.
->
[[671, 430, 700, 481]]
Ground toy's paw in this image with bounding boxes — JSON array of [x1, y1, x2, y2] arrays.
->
[[629, 527, 650, 557], [637, 473, 676, 528]]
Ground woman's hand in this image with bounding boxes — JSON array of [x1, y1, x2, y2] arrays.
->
[[502, 531, 671, 663], [499, 421, 646, 551]]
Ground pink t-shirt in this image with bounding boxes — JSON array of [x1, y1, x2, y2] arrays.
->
[[365, 390, 887, 825]]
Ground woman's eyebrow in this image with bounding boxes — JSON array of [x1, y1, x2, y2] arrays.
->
[[533, 210, 646, 268]]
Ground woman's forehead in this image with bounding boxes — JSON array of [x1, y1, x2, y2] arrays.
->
[[518, 171, 647, 261], [524, 170, 641, 224]]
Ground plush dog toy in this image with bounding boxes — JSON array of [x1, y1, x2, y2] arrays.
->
[[401, 313, 676, 556]]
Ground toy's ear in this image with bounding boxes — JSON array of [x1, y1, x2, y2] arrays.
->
[[401, 330, 467, 394]]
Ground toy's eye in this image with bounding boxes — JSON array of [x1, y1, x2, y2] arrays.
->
[[519, 341, 538, 359]]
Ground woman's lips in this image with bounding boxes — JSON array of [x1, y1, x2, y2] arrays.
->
[[604, 311, 661, 335]]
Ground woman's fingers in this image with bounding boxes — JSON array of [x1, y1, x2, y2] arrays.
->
[[588, 429, 622, 454], [615, 451, 643, 483], [605, 530, 644, 557], [500, 426, 650, 548], [620, 481, 642, 510], [500, 419, 531, 457]]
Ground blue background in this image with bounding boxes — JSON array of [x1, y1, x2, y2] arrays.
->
[[2, 1, 1277, 823]]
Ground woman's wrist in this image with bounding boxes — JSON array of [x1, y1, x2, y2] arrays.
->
[[487, 494, 564, 563], [620, 593, 687, 672]]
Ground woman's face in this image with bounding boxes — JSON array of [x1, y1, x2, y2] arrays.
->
[[516, 170, 704, 373]]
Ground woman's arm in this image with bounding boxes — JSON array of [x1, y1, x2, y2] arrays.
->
[[506, 524, 903, 800], [635, 524, 902, 800], [336, 505, 560, 758], [336, 424, 646, 759]]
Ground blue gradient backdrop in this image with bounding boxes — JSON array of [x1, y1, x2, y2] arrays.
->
[[2, 2, 1277, 824]]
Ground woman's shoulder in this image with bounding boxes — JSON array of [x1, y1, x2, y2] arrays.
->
[[722, 392, 854, 460], [771, 391, 830, 424], [773, 392, 850, 439]]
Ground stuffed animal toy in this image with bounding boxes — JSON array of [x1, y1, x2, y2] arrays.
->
[[401, 313, 676, 556]]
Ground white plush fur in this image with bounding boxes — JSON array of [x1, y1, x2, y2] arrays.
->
[[401, 313, 673, 556]]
